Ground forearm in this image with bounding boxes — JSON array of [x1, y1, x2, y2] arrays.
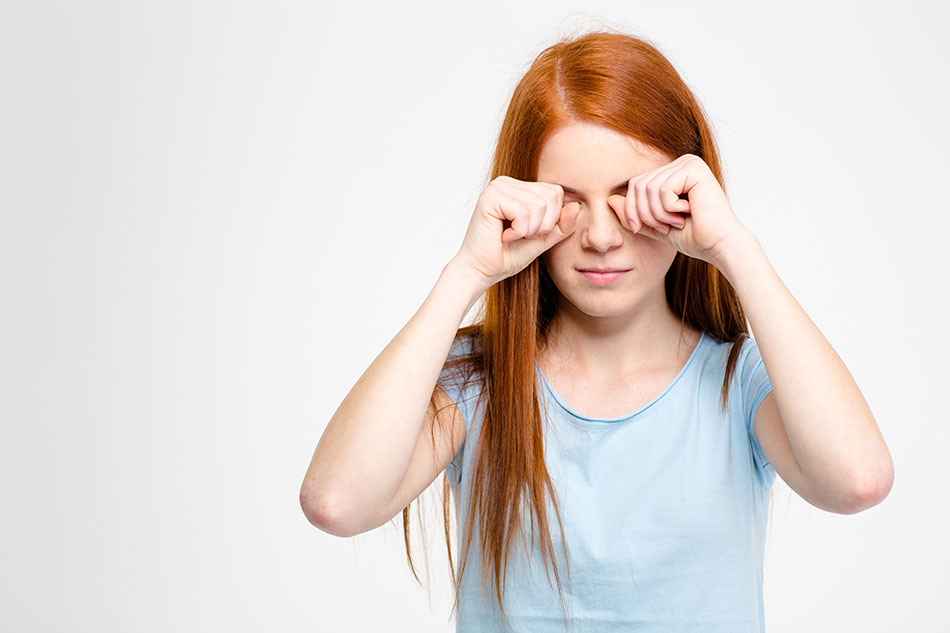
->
[[300, 256, 489, 522], [714, 230, 893, 499]]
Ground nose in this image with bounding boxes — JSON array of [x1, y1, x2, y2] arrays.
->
[[577, 198, 625, 253]]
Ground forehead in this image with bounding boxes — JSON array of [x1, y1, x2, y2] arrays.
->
[[537, 122, 671, 188]]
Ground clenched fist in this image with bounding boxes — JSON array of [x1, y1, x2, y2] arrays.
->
[[454, 176, 580, 288]]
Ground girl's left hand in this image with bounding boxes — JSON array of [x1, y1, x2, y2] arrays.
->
[[606, 154, 750, 266]]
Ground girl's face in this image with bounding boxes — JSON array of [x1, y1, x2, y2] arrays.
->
[[538, 122, 678, 320]]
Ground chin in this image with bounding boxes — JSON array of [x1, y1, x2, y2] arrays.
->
[[565, 290, 642, 318]]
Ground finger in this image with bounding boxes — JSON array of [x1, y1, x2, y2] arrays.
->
[[492, 190, 533, 243], [656, 163, 692, 216], [634, 224, 664, 241], [509, 180, 562, 236], [499, 183, 548, 238], [537, 184, 566, 235], [608, 194, 637, 232], [633, 175, 668, 234], [645, 167, 686, 229], [549, 201, 580, 241], [665, 191, 691, 214], [656, 158, 703, 215], [624, 179, 645, 233]]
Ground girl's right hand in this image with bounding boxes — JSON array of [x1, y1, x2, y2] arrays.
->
[[454, 176, 580, 288]]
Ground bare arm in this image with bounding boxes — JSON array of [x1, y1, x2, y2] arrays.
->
[[716, 230, 893, 513], [299, 255, 489, 535]]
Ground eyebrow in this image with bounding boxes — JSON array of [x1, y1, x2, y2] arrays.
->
[[555, 181, 629, 195]]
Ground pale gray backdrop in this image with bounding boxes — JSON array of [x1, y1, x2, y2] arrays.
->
[[1, 1, 947, 631]]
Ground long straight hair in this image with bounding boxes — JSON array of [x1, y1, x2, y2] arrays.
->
[[400, 29, 772, 632]]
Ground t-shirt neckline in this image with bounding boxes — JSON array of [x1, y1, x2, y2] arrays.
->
[[535, 331, 707, 424]]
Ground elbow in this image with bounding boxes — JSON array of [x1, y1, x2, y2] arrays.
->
[[300, 486, 358, 538], [843, 458, 895, 514]]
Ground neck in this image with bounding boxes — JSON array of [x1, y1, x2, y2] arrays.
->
[[540, 294, 698, 382]]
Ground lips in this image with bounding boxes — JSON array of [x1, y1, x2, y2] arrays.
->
[[576, 268, 632, 273], [578, 269, 632, 286]]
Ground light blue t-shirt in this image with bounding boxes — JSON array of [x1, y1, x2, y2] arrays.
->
[[440, 330, 776, 633]]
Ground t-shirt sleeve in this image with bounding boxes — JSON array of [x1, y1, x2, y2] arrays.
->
[[739, 336, 775, 479], [437, 334, 475, 484]]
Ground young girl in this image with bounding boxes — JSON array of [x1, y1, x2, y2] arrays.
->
[[300, 30, 894, 633]]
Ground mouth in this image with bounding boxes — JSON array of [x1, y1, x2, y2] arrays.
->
[[577, 268, 632, 285]]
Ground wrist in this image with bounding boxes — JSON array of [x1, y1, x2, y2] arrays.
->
[[441, 255, 493, 302], [711, 228, 764, 284]]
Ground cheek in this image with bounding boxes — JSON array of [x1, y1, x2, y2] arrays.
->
[[540, 247, 573, 291], [636, 235, 676, 258], [640, 242, 678, 275], [541, 241, 568, 270]]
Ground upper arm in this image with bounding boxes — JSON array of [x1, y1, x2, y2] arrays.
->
[[752, 392, 810, 500], [753, 392, 858, 514], [351, 384, 466, 535]]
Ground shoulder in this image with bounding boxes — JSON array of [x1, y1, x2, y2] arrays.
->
[[696, 331, 759, 368], [690, 332, 771, 407], [440, 331, 485, 396], [445, 331, 484, 369]]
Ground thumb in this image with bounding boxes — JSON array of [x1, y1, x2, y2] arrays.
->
[[546, 201, 579, 246]]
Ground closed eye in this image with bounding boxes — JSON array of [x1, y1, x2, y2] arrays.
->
[[559, 181, 629, 198]]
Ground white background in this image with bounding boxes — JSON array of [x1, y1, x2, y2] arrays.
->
[[1, 1, 948, 631]]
